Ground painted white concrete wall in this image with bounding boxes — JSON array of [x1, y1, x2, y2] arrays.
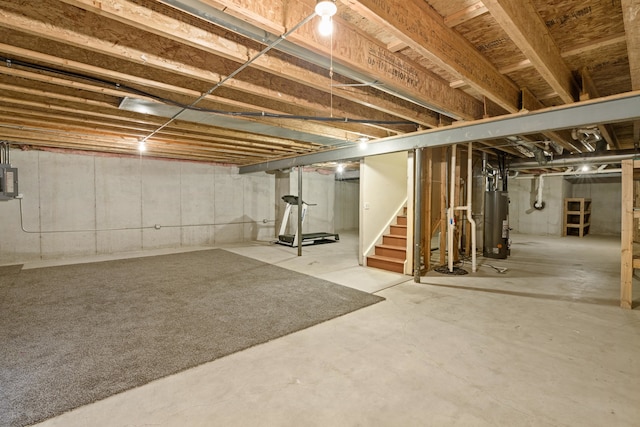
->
[[570, 177, 621, 236], [0, 149, 276, 265], [509, 175, 621, 236], [289, 169, 335, 235], [509, 176, 569, 235], [359, 152, 408, 264], [334, 179, 359, 231]]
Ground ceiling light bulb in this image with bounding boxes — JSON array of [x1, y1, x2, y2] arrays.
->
[[318, 15, 333, 36], [138, 141, 146, 152], [336, 163, 345, 173], [581, 165, 589, 172], [357, 136, 369, 149], [315, 0, 337, 17]]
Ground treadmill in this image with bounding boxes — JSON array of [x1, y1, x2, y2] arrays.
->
[[277, 195, 339, 247]]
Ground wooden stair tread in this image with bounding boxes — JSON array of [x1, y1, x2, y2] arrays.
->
[[367, 254, 405, 264], [377, 244, 405, 250]]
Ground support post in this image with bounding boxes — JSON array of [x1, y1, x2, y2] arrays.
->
[[439, 148, 447, 266], [621, 159, 633, 308], [448, 144, 457, 272], [466, 142, 477, 272], [297, 166, 303, 256], [414, 148, 423, 282]]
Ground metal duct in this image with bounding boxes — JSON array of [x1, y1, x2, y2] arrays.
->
[[509, 149, 638, 170], [119, 98, 346, 146]]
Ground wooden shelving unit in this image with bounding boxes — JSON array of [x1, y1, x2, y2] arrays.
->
[[563, 198, 591, 237], [621, 159, 638, 309]]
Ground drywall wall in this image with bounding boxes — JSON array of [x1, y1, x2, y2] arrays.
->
[[509, 175, 570, 235], [359, 152, 408, 265], [335, 179, 359, 231], [0, 149, 276, 265]]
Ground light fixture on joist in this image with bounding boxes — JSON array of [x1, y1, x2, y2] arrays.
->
[[315, 0, 337, 36]]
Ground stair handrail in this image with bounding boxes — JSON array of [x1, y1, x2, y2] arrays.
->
[[363, 197, 408, 259]]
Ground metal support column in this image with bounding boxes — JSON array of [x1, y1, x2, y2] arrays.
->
[[297, 166, 303, 256]]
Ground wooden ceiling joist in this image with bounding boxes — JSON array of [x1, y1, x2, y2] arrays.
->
[[208, 0, 484, 120], [0, 0, 636, 163], [347, 0, 521, 113], [0, 2, 399, 141], [621, 0, 640, 146], [60, 0, 430, 131], [443, 1, 489, 27], [483, 0, 578, 104]]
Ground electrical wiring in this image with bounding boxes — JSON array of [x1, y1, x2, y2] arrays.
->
[[2, 55, 415, 126], [17, 197, 271, 234]]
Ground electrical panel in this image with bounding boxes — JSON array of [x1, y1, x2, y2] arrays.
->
[[0, 164, 18, 201]]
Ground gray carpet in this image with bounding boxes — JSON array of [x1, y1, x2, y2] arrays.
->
[[0, 249, 384, 427]]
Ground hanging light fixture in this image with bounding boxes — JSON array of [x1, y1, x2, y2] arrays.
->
[[315, 0, 337, 36]]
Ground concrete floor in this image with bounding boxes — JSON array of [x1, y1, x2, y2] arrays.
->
[[31, 232, 640, 426]]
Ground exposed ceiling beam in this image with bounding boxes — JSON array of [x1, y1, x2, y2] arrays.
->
[[239, 91, 640, 173], [0, 43, 340, 148], [561, 33, 627, 58], [621, 0, 640, 146], [0, 6, 385, 141], [345, 0, 520, 113], [164, 0, 458, 125], [204, 0, 484, 120], [579, 67, 620, 149], [388, 1, 490, 53], [447, 33, 628, 86], [58, 0, 429, 131], [443, 1, 489, 27], [482, 0, 578, 104]]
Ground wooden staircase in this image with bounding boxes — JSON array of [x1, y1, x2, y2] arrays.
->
[[366, 211, 407, 273]]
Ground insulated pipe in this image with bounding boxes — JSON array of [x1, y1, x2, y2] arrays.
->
[[448, 144, 456, 273], [414, 148, 423, 282], [466, 142, 477, 273]]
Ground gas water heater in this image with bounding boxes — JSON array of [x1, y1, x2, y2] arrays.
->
[[483, 190, 509, 259]]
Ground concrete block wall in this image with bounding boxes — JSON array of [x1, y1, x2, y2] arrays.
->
[[0, 150, 276, 265]]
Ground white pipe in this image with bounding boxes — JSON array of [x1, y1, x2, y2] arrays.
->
[[448, 144, 456, 273], [534, 174, 544, 209], [466, 142, 477, 272]]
